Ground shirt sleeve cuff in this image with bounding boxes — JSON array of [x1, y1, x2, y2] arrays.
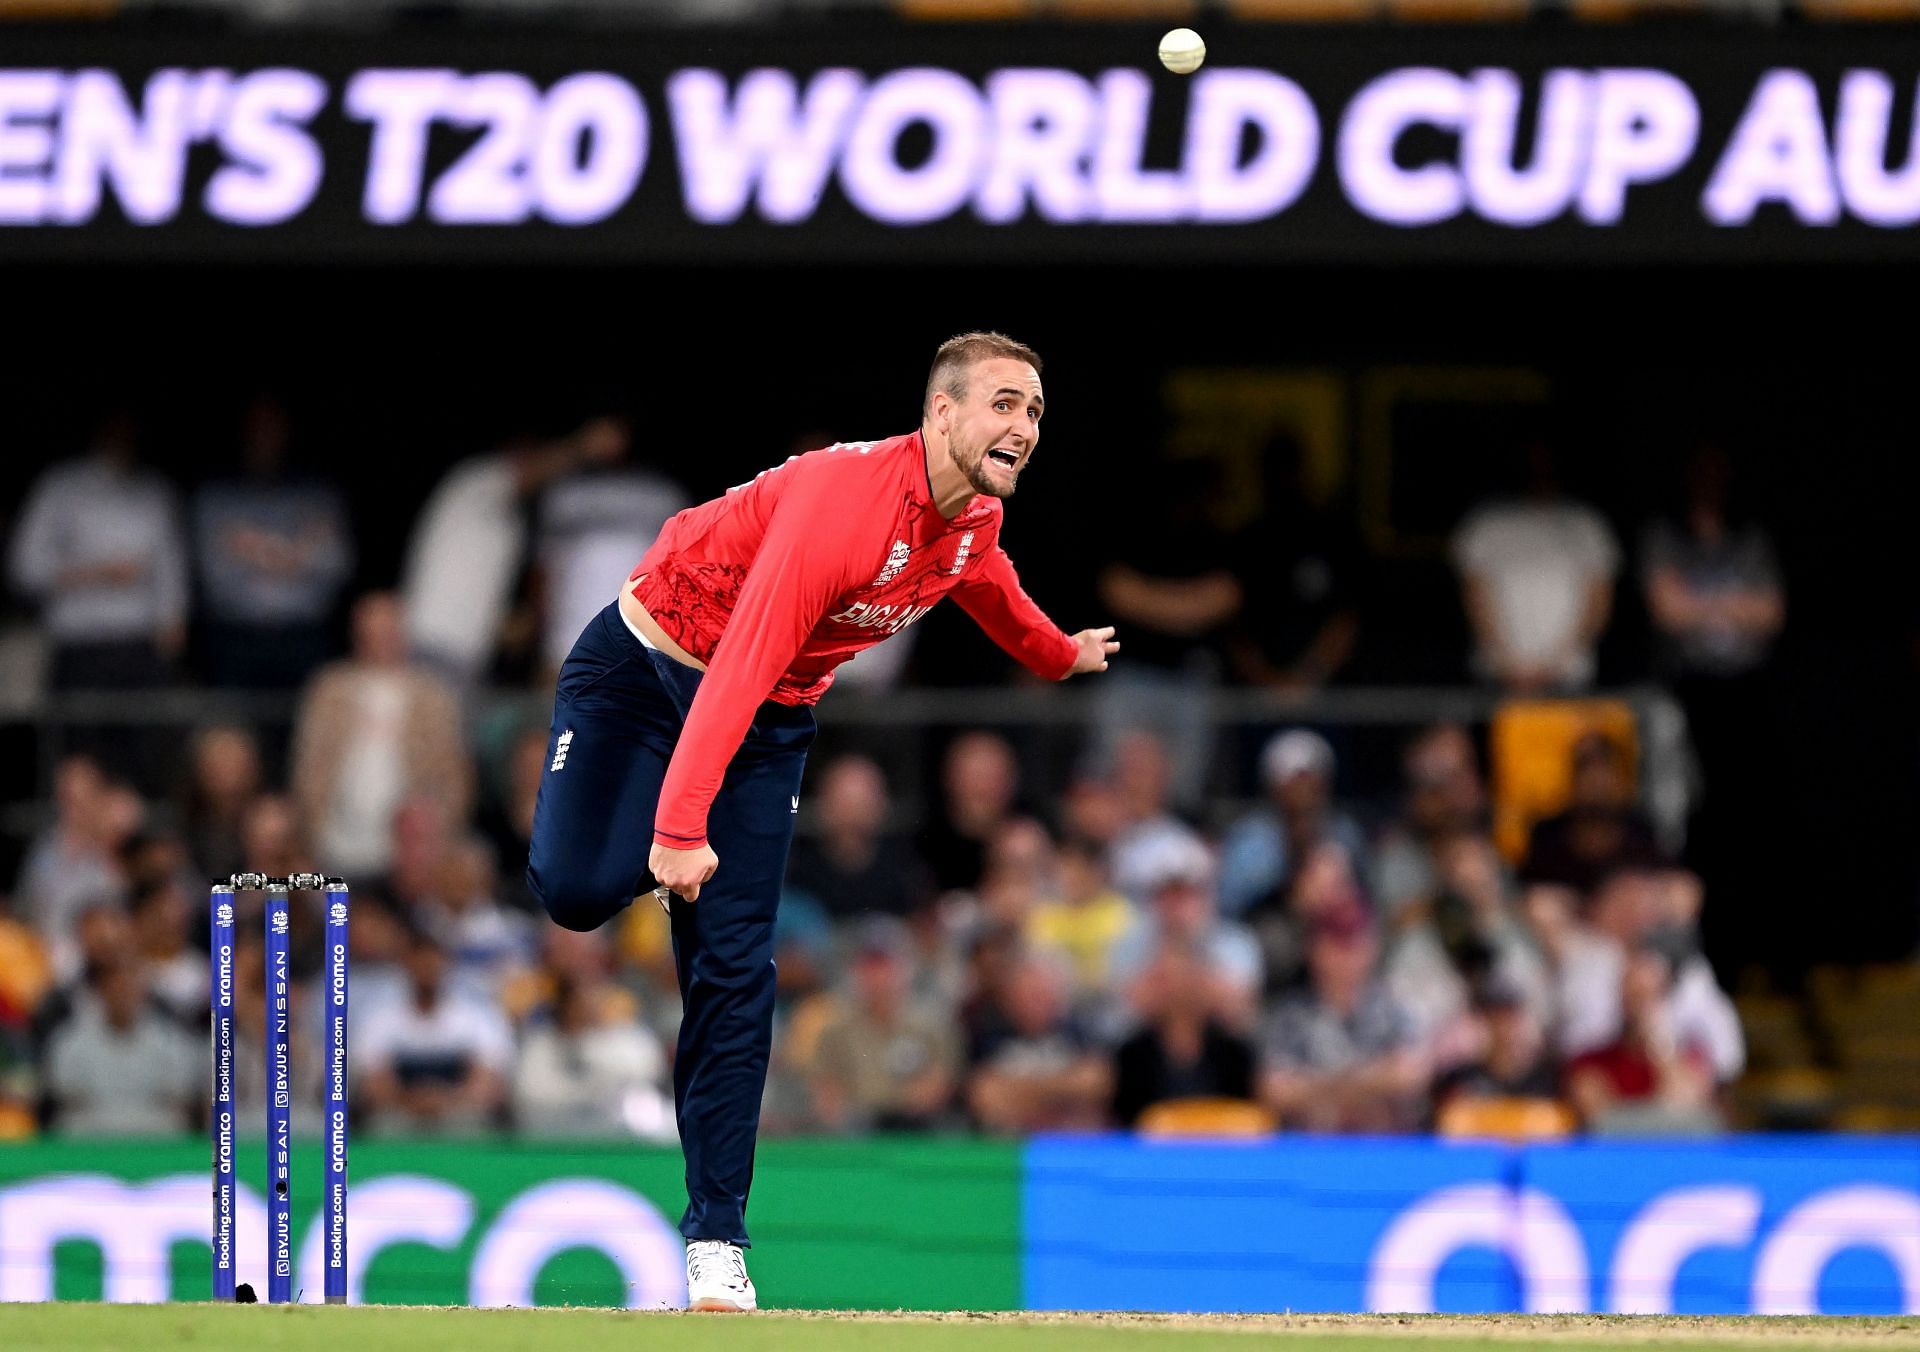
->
[[653, 828, 708, 851]]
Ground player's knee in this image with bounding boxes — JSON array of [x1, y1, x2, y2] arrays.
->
[[526, 864, 625, 933]]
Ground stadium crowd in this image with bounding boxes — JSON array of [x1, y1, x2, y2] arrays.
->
[[0, 401, 1787, 1142]]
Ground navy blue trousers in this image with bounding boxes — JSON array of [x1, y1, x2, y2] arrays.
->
[[526, 602, 814, 1245]]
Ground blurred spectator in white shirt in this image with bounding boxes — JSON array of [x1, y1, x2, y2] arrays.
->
[[43, 956, 198, 1136], [513, 973, 672, 1140], [1524, 882, 1626, 1060], [292, 593, 471, 879], [1452, 442, 1619, 694], [400, 416, 629, 687], [357, 928, 512, 1137], [535, 423, 685, 676], [192, 395, 354, 689], [1382, 834, 1551, 1069], [1218, 729, 1369, 918], [9, 412, 189, 690]]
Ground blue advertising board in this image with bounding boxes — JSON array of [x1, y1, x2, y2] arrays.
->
[[1024, 1137, 1920, 1315]]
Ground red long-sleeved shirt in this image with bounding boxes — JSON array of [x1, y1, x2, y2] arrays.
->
[[629, 431, 1078, 850]]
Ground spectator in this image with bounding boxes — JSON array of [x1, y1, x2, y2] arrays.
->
[[386, 795, 458, 913], [1111, 945, 1258, 1128], [1643, 443, 1785, 686], [1091, 464, 1242, 809], [1106, 731, 1210, 909], [1523, 882, 1626, 1061], [239, 793, 307, 881], [1028, 837, 1136, 1002], [29, 902, 134, 1054], [919, 731, 1022, 894], [533, 416, 686, 678], [1111, 834, 1262, 1024], [8, 412, 188, 690], [1218, 729, 1369, 918], [128, 876, 203, 1026], [1246, 841, 1369, 998], [1227, 432, 1364, 696], [357, 928, 513, 1136], [1382, 833, 1550, 1062], [1588, 868, 1743, 1085], [1371, 724, 1494, 926], [1565, 946, 1721, 1135], [292, 592, 472, 879], [1432, 975, 1562, 1112], [513, 973, 672, 1139], [400, 416, 629, 687], [191, 394, 354, 689], [786, 755, 936, 919], [1452, 441, 1619, 695], [42, 956, 198, 1135], [964, 950, 1109, 1134], [422, 835, 537, 999], [1261, 902, 1428, 1132], [809, 917, 959, 1132], [179, 725, 263, 884], [1641, 442, 1785, 963], [13, 757, 135, 958], [967, 818, 1060, 939], [1522, 731, 1662, 895]]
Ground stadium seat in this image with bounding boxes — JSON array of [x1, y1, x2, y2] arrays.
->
[[1488, 698, 1638, 864], [1135, 1097, 1277, 1138], [0, 1102, 34, 1140], [1435, 1095, 1577, 1141]]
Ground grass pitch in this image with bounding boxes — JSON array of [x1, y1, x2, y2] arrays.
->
[[5, 1307, 1920, 1352]]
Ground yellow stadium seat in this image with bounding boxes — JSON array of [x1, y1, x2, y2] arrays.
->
[[0, 1102, 35, 1140], [1136, 1097, 1277, 1138], [1488, 698, 1638, 864], [1436, 1096, 1577, 1142]]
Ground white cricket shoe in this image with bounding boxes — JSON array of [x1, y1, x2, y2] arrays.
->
[[685, 1240, 757, 1312]]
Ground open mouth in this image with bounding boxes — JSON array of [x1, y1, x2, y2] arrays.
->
[[987, 448, 1020, 470]]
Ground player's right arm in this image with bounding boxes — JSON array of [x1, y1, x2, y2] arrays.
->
[[649, 462, 870, 898]]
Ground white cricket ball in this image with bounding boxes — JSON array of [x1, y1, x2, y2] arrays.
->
[[1158, 27, 1206, 76]]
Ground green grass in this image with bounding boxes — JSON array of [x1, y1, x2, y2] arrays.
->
[[5, 1307, 1920, 1352]]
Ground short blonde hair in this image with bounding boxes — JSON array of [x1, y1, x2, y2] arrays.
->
[[923, 331, 1043, 415]]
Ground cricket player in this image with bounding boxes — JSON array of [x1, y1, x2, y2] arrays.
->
[[526, 331, 1118, 1310]]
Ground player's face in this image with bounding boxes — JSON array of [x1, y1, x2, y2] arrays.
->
[[947, 358, 1043, 499]]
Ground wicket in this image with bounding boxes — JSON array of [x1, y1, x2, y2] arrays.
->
[[210, 872, 350, 1305]]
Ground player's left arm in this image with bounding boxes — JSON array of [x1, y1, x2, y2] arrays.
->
[[951, 543, 1117, 680]]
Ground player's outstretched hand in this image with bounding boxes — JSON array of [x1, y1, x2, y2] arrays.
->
[[1067, 626, 1119, 677], [651, 841, 719, 903]]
